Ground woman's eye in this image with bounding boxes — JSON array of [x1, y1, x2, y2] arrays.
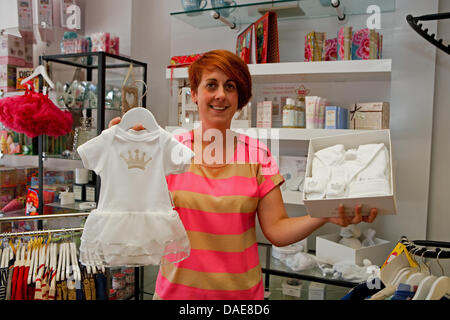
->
[[226, 83, 236, 90], [206, 83, 216, 89]]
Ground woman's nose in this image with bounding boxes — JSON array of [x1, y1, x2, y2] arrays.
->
[[215, 85, 226, 99]]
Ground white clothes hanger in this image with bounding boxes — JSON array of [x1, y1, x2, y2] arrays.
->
[[71, 242, 81, 282], [425, 250, 450, 300], [28, 245, 36, 285], [117, 106, 159, 132], [413, 275, 437, 300], [0, 247, 5, 268], [61, 243, 66, 281], [56, 243, 63, 282], [426, 276, 450, 300], [20, 65, 55, 89], [65, 242, 71, 281]]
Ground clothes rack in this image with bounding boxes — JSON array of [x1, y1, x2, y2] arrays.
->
[[0, 212, 142, 300], [400, 236, 450, 259]]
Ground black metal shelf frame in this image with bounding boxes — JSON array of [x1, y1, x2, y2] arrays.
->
[[35, 51, 148, 300]]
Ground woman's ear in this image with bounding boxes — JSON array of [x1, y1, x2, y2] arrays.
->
[[191, 89, 198, 104]]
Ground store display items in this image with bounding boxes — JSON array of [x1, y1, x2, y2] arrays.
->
[[77, 108, 195, 267], [0, 83, 73, 138], [324, 37, 338, 61], [338, 26, 352, 60], [303, 131, 396, 217], [279, 156, 307, 192], [349, 102, 390, 130], [256, 100, 273, 128], [295, 85, 309, 128], [308, 282, 326, 300], [304, 142, 391, 200], [282, 98, 297, 128], [73, 183, 85, 201], [325, 106, 348, 129], [352, 28, 383, 60], [0, 65, 17, 92], [72, 114, 96, 160], [0, 34, 26, 67]]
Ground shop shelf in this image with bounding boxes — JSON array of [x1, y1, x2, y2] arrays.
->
[[46, 201, 96, 212], [171, 0, 396, 29], [166, 59, 392, 83]]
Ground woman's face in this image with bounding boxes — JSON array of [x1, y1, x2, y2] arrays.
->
[[191, 68, 239, 131]]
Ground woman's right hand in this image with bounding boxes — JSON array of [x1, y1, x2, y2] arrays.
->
[[108, 117, 146, 131]]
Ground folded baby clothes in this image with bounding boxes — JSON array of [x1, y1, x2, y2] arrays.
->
[[304, 168, 329, 199], [348, 143, 391, 197], [326, 166, 348, 198]]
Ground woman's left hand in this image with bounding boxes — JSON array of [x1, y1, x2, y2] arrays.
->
[[325, 204, 377, 227]]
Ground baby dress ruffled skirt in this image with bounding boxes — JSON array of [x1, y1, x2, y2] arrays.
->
[[79, 209, 191, 267]]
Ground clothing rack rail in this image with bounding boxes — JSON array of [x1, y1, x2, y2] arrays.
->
[[400, 236, 450, 259], [0, 212, 143, 300], [0, 227, 84, 238]]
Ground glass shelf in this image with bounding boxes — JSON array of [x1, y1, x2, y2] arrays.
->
[[46, 201, 96, 212], [171, 0, 396, 29]]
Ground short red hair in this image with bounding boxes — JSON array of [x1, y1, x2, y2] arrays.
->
[[188, 49, 252, 109]]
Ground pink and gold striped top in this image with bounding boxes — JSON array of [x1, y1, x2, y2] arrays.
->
[[155, 131, 284, 300]]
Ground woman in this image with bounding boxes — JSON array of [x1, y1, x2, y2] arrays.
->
[[109, 49, 377, 300]]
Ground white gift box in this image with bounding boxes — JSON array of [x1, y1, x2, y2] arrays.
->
[[316, 233, 392, 266], [303, 130, 397, 217]]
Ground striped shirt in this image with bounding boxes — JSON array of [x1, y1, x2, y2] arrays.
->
[[155, 131, 284, 300]]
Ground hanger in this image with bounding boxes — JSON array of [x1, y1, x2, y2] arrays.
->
[[406, 247, 427, 288], [425, 249, 450, 300], [117, 106, 159, 132], [56, 241, 63, 282], [412, 249, 437, 300], [28, 239, 36, 285], [20, 65, 55, 89], [70, 241, 81, 282], [65, 240, 71, 281]]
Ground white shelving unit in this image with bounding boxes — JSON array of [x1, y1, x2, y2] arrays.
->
[[166, 59, 392, 83]]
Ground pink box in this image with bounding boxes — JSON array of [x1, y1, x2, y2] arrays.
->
[[324, 38, 337, 61], [90, 32, 119, 55], [0, 34, 26, 67]]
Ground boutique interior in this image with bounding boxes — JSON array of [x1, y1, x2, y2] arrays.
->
[[0, 0, 449, 301]]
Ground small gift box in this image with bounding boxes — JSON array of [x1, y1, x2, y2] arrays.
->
[[352, 28, 381, 60], [324, 37, 337, 61], [61, 38, 89, 54], [0, 64, 17, 92], [0, 34, 26, 67], [349, 102, 390, 130], [337, 26, 352, 61]]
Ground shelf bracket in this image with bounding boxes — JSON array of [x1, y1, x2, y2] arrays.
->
[[331, 0, 346, 22], [210, 11, 239, 31]]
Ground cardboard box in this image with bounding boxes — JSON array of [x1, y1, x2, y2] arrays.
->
[[16, 68, 39, 90], [316, 233, 392, 266], [256, 101, 272, 128], [308, 282, 326, 300], [349, 102, 389, 130], [0, 65, 17, 92], [0, 167, 17, 187], [0, 34, 26, 67], [282, 279, 302, 298], [303, 130, 397, 217]]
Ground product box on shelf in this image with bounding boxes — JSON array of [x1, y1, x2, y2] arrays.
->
[[303, 130, 397, 217], [0, 187, 16, 210], [316, 233, 392, 266], [325, 106, 348, 129], [90, 32, 120, 55], [0, 34, 26, 67], [349, 102, 390, 130], [16, 68, 39, 91], [25, 188, 56, 216], [15, 166, 38, 185], [256, 101, 273, 128], [0, 167, 17, 187], [0, 64, 17, 92], [308, 282, 326, 300]]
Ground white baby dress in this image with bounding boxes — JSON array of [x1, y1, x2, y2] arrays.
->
[[77, 125, 194, 267]]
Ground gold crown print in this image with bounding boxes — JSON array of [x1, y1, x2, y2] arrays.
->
[[120, 149, 152, 170]]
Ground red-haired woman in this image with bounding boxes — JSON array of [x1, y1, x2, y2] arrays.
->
[[109, 49, 377, 300]]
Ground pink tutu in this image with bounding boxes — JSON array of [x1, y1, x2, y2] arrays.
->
[[0, 88, 73, 138]]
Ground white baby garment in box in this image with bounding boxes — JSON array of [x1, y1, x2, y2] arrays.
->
[[303, 130, 397, 218]]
